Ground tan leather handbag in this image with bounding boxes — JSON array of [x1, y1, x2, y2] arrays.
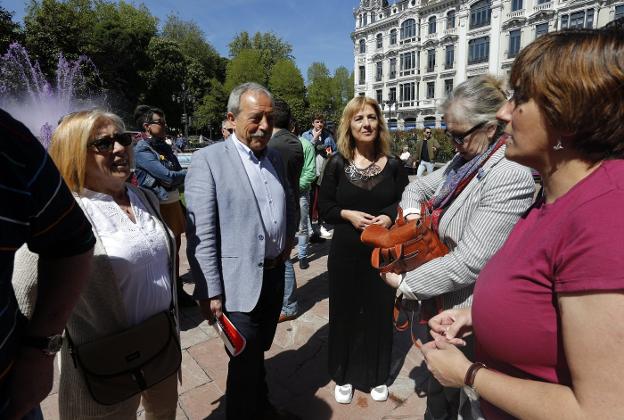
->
[[361, 207, 449, 274]]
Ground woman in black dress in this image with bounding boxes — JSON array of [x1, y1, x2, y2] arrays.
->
[[319, 96, 409, 404]]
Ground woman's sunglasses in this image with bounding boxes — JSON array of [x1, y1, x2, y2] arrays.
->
[[445, 121, 488, 145], [88, 132, 133, 152]]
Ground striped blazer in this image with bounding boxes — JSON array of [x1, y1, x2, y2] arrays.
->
[[398, 145, 535, 309]]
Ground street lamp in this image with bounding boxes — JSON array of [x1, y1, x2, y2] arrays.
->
[[171, 83, 195, 138], [384, 100, 398, 138]]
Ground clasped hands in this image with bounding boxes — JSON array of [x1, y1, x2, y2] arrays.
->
[[342, 209, 392, 231]]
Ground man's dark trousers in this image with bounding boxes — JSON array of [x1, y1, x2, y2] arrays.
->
[[225, 264, 285, 419]]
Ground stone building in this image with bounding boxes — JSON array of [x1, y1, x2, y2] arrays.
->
[[353, 0, 624, 129]]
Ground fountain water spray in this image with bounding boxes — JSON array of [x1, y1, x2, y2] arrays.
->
[[0, 42, 105, 147]]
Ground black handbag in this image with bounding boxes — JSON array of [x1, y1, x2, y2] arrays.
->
[[67, 309, 181, 405]]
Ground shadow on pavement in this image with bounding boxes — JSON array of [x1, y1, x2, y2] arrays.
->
[[265, 324, 333, 420]]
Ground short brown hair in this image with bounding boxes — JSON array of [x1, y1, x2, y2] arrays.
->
[[336, 96, 390, 161], [49, 110, 125, 192], [510, 29, 624, 162], [312, 113, 325, 122]]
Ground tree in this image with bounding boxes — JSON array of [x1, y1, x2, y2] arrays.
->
[[307, 62, 334, 119], [161, 15, 225, 82], [24, 0, 96, 76], [0, 6, 23, 54], [192, 78, 228, 137], [87, 1, 157, 117], [269, 58, 307, 131], [227, 31, 293, 86], [223, 49, 266, 93]]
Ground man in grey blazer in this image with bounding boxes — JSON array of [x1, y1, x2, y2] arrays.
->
[[185, 83, 296, 419]]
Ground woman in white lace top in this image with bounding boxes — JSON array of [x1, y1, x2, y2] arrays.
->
[[14, 110, 180, 419]]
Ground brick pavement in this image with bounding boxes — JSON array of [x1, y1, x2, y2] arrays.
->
[[41, 236, 429, 419]]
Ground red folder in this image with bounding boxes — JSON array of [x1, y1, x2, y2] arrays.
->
[[213, 314, 246, 357]]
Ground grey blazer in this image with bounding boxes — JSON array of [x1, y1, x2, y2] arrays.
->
[[398, 145, 535, 309], [185, 137, 296, 313]]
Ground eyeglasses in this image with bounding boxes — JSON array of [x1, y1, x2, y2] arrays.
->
[[148, 120, 166, 126], [223, 128, 233, 134], [88, 132, 133, 152], [424, 131, 432, 135], [445, 121, 488, 145]]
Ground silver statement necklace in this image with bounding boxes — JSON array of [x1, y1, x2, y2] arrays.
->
[[345, 157, 382, 181]]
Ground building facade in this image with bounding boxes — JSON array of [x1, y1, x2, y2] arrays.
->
[[353, 0, 624, 129]]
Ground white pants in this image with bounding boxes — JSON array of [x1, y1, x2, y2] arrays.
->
[[417, 160, 435, 176]]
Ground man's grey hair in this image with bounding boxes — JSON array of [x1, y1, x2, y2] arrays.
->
[[227, 82, 273, 116]]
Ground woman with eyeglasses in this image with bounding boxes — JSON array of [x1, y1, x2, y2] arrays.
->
[[13, 110, 180, 419], [133, 106, 194, 307], [415, 28, 624, 420], [380, 75, 535, 419]]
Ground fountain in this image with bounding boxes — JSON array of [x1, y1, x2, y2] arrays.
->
[[0, 42, 105, 147]]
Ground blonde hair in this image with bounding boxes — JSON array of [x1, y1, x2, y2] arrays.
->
[[48, 110, 125, 193], [337, 96, 390, 161]]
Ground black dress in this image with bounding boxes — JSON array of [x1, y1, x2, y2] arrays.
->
[[319, 154, 409, 390]]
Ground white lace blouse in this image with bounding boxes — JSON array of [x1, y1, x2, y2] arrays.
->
[[79, 188, 172, 326]]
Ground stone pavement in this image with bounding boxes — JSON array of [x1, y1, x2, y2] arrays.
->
[[41, 236, 431, 419]]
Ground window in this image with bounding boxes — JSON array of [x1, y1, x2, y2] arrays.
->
[[401, 19, 417, 39], [444, 79, 454, 95], [376, 89, 383, 104], [535, 22, 548, 38], [447, 10, 456, 29], [363, 13, 368, 25], [616, 5, 624, 21], [511, 0, 523, 12], [428, 16, 437, 34], [376, 62, 383, 81], [359, 39, 366, 54], [560, 15, 569, 29], [468, 36, 490, 64], [537, 0, 549, 3], [358, 66, 365, 85], [470, 0, 492, 29], [426, 82, 435, 99], [389, 87, 397, 103], [427, 49, 436, 72], [570, 11, 585, 28], [376, 33, 383, 49], [389, 58, 397, 79], [445, 44, 454, 69], [400, 51, 416, 75], [586, 9, 594, 28], [400, 82, 416, 102], [509, 30, 521, 58], [390, 29, 397, 44]]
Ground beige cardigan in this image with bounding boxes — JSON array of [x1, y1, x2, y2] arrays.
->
[[12, 184, 179, 419]]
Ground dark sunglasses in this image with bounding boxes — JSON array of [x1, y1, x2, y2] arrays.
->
[[88, 132, 133, 152], [445, 121, 488, 145], [148, 120, 166, 126]]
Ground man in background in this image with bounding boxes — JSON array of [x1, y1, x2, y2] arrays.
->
[[414, 128, 439, 176]]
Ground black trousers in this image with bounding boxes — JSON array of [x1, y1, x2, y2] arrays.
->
[[225, 264, 285, 420]]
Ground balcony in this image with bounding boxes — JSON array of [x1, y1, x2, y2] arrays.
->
[[508, 9, 526, 18], [534, 1, 552, 11], [443, 27, 457, 36]]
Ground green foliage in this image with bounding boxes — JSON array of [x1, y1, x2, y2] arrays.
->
[[307, 62, 355, 124], [390, 128, 455, 162], [192, 78, 228, 136], [24, 0, 96, 75], [224, 49, 266, 93], [0, 6, 23, 53], [268, 59, 309, 130], [161, 15, 224, 81]]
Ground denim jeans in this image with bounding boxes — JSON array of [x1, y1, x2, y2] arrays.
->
[[297, 191, 312, 260], [417, 160, 435, 176], [282, 259, 298, 316]]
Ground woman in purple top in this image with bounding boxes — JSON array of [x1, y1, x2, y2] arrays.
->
[[417, 28, 624, 419]]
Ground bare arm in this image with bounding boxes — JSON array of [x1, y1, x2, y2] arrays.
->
[[423, 292, 624, 419]]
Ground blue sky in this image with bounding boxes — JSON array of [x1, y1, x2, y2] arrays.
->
[[1, 0, 359, 81]]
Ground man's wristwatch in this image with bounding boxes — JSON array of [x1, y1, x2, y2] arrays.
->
[[463, 362, 486, 400], [21, 334, 64, 356]]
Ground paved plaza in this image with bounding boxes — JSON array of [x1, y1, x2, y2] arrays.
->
[[41, 236, 430, 419]]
